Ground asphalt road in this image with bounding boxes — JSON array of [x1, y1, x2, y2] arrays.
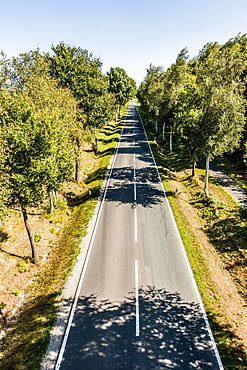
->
[[55, 101, 223, 369]]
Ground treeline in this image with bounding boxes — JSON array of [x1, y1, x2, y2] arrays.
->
[[0, 42, 136, 263], [137, 33, 247, 197]]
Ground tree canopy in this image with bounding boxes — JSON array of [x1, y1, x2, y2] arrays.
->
[[138, 34, 247, 196], [108, 67, 136, 119]]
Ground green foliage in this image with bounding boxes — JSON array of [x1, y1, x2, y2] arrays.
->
[[0, 52, 10, 88], [137, 64, 164, 121], [0, 49, 81, 261], [108, 67, 136, 112], [11, 290, 20, 296], [48, 42, 114, 130], [34, 235, 42, 242], [18, 261, 30, 273], [56, 198, 67, 211], [138, 34, 247, 183], [0, 90, 45, 209]]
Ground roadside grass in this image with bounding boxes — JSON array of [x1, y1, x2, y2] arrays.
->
[[0, 110, 126, 370], [144, 121, 247, 369]]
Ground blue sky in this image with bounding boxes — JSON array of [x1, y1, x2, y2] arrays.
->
[[1, 0, 247, 85]]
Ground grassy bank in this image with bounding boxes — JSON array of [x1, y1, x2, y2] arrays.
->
[[0, 110, 126, 370], [142, 116, 247, 369]]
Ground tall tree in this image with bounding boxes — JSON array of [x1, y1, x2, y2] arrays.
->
[[137, 64, 164, 124], [175, 40, 247, 195], [0, 90, 44, 264], [173, 73, 202, 176], [6, 49, 80, 189], [0, 50, 80, 262], [108, 67, 136, 120], [48, 42, 114, 126], [160, 48, 189, 148], [48, 42, 114, 161]]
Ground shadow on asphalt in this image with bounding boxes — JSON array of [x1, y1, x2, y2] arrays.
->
[[104, 166, 164, 208], [59, 287, 221, 369]]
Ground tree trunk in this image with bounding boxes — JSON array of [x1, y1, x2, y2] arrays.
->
[[53, 190, 58, 205], [192, 159, 196, 177], [93, 127, 99, 155], [75, 157, 80, 182], [75, 137, 81, 183], [49, 190, 58, 214], [21, 206, 39, 265], [162, 120, 165, 141], [155, 122, 158, 134], [49, 191, 54, 215], [169, 126, 173, 152], [115, 104, 120, 121], [204, 156, 210, 198]]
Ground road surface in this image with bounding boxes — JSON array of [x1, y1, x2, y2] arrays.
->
[[55, 101, 223, 369]]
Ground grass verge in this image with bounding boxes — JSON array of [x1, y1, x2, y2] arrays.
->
[[0, 109, 127, 370]]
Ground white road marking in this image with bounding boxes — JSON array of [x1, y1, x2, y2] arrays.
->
[[133, 165, 137, 202], [135, 260, 140, 337], [134, 207, 138, 243]]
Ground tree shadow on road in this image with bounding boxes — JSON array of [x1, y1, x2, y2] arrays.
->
[[59, 287, 225, 369], [104, 167, 164, 208]]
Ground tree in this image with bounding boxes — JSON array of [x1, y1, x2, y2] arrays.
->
[[137, 64, 164, 124], [48, 42, 114, 165], [160, 48, 189, 149], [173, 73, 202, 176], [48, 42, 114, 127], [27, 74, 78, 211], [0, 90, 44, 264], [0, 52, 10, 88], [138, 37, 247, 197], [6, 49, 80, 196], [137, 50, 189, 146], [0, 51, 80, 262], [175, 40, 246, 195], [108, 67, 136, 120]]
